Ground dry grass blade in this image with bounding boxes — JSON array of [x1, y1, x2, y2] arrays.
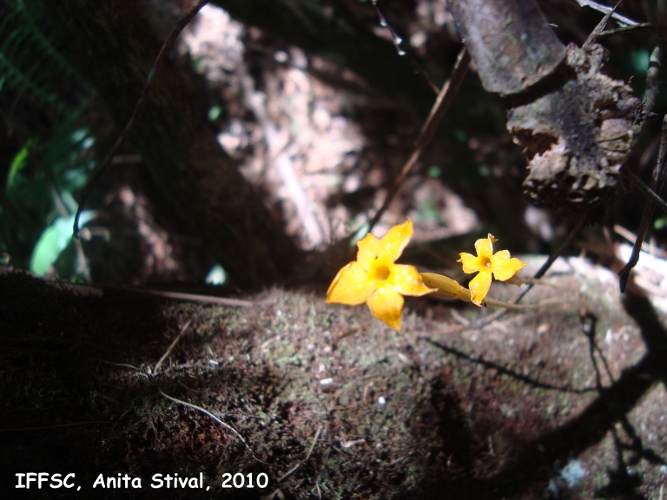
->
[[160, 390, 266, 465], [52, 281, 254, 307], [154, 319, 192, 372], [277, 426, 322, 483], [614, 224, 667, 258]]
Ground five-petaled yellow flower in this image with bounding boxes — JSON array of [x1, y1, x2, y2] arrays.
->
[[457, 234, 527, 306], [326, 219, 434, 331]]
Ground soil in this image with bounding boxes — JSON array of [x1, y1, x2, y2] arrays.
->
[[2, 253, 667, 499]]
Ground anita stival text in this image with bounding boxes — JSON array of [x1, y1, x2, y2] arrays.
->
[[15, 471, 270, 490]]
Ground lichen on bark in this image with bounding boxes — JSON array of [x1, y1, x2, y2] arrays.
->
[[448, 0, 640, 218], [509, 43, 639, 216]]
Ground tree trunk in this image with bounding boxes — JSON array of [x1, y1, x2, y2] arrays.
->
[[29, 0, 298, 288], [448, 0, 640, 219]]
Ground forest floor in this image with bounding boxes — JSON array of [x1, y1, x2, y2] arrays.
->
[[3, 252, 667, 499]]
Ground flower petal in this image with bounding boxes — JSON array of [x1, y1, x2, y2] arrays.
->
[[378, 219, 413, 263], [367, 286, 405, 331], [490, 250, 527, 281], [356, 233, 382, 270], [474, 235, 494, 259], [468, 270, 492, 306], [458, 252, 482, 274], [326, 261, 376, 305], [390, 264, 435, 297]]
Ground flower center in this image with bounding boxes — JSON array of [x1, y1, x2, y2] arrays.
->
[[372, 263, 391, 281], [480, 256, 492, 269]]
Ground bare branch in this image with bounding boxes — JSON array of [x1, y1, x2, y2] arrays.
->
[[368, 47, 470, 231]]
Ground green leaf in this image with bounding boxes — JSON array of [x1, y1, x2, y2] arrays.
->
[[208, 105, 222, 121], [6, 139, 35, 191], [29, 210, 95, 276], [631, 49, 650, 76], [205, 263, 227, 285]]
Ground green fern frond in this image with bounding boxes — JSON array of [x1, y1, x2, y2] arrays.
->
[[0, 50, 66, 114], [0, 0, 81, 117]]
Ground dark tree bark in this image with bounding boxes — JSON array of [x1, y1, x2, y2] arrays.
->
[[447, 0, 567, 95], [29, 0, 299, 288], [448, 0, 640, 219]]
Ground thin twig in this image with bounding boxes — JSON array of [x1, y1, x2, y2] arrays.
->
[[595, 23, 652, 37], [614, 224, 667, 257], [49, 280, 254, 307], [572, 0, 638, 27], [95, 359, 146, 373], [154, 319, 192, 372], [583, 0, 618, 47], [368, 47, 470, 232], [623, 170, 667, 215], [160, 390, 266, 464], [617, 1, 665, 290], [277, 426, 322, 483], [73, 0, 208, 237], [371, 0, 440, 94], [619, 115, 667, 291], [534, 220, 587, 281]]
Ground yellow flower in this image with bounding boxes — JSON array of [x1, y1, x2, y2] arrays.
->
[[457, 234, 527, 306], [326, 219, 434, 331]]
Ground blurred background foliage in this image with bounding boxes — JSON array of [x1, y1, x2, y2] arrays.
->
[[1, 0, 96, 279], [0, 0, 665, 286]]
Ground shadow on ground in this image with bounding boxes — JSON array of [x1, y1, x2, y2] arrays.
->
[[1, 262, 666, 498]]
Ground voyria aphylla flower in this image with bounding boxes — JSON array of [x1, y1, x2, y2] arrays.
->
[[457, 234, 527, 306], [326, 219, 434, 331]]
